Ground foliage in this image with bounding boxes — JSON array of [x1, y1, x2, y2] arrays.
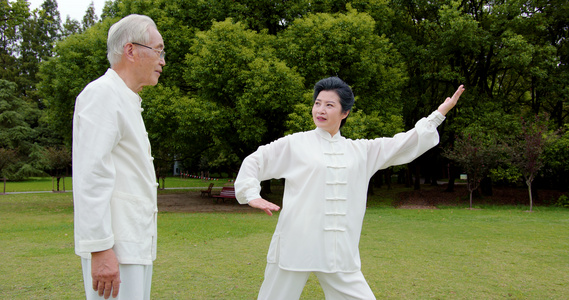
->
[[556, 194, 569, 208], [18, 0, 61, 100], [0, 79, 44, 180], [390, 0, 569, 147], [443, 132, 505, 208], [38, 18, 112, 143], [342, 111, 404, 140], [32, 145, 71, 176], [277, 7, 407, 116], [184, 18, 304, 171], [0, 80, 33, 149], [542, 125, 569, 188], [1, 0, 565, 189], [0, 148, 18, 181], [284, 92, 315, 135], [81, 1, 99, 31], [509, 115, 560, 211], [28, 145, 71, 191], [61, 15, 81, 37], [0, 0, 31, 85]]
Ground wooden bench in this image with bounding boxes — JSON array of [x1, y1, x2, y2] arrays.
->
[[212, 186, 236, 203], [200, 183, 214, 197]]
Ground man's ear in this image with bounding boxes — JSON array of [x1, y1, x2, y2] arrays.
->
[[123, 43, 136, 62]]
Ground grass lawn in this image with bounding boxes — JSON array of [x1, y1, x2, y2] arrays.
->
[[1, 189, 568, 299], [1, 176, 229, 193]]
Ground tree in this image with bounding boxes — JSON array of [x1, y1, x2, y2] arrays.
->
[[388, 0, 569, 130], [0, 0, 31, 85], [0, 79, 45, 180], [18, 0, 61, 100], [0, 148, 17, 194], [0, 80, 33, 149], [184, 19, 304, 171], [38, 19, 111, 144], [140, 84, 192, 188], [443, 132, 504, 208], [510, 115, 559, 212], [277, 7, 406, 117], [33, 0, 568, 190], [542, 125, 569, 190], [62, 15, 81, 37], [82, 1, 99, 31], [32, 145, 71, 191]]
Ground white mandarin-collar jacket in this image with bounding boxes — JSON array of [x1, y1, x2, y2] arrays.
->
[[73, 69, 158, 265], [235, 111, 446, 272]]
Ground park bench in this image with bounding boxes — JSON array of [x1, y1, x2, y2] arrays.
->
[[200, 183, 214, 197], [212, 186, 236, 203]]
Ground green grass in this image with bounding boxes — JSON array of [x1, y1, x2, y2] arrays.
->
[[1, 192, 569, 299], [1, 176, 232, 193], [1, 177, 73, 193]]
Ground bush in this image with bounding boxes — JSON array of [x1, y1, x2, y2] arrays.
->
[[555, 194, 569, 208]]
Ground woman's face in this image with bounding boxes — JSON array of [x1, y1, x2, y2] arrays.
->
[[312, 90, 349, 136]]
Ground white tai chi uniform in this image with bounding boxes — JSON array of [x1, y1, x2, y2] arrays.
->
[[73, 69, 159, 299], [235, 111, 446, 299]]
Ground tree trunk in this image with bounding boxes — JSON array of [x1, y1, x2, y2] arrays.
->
[[384, 168, 392, 190], [413, 164, 421, 190], [445, 163, 456, 192], [528, 181, 533, 212], [404, 165, 412, 188]]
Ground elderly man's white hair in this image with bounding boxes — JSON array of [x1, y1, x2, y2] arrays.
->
[[107, 14, 157, 67]]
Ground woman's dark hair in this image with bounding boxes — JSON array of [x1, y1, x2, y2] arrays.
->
[[313, 76, 354, 128]]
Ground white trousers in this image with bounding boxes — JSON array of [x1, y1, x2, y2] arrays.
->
[[81, 258, 153, 300], [258, 263, 376, 300]]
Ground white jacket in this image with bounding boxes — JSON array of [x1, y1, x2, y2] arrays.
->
[[73, 69, 158, 265], [235, 111, 445, 272]]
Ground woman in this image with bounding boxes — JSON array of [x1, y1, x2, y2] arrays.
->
[[235, 77, 465, 300]]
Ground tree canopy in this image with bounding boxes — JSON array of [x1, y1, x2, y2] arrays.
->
[[1, 0, 566, 192]]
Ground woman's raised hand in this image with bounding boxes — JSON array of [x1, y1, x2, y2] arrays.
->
[[437, 85, 465, 116]]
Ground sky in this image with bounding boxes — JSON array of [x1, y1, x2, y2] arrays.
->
[[27, 0, 106, 22]]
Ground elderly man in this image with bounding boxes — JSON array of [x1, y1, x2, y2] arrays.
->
[[72, 14, 165, 299]]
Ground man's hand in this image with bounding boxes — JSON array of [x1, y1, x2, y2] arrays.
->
[[248, 198, 281, 216], [437, 85, 465, 116], [91, 249, 121, 299]]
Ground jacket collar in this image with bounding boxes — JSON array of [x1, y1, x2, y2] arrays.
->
[[106, 69, 142, 105], [315, 127, 342, 142]]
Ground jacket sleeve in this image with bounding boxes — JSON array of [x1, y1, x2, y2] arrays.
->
[[72, 82, 121, 255], [234, 135, 293, 204], [364, 110, 445, 177]]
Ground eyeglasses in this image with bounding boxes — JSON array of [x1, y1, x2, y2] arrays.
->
[[132, 42, 166, 60]]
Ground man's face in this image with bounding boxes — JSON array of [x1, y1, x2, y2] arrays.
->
[[135, 27, 165, 87]]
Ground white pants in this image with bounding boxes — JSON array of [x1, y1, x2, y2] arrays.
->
[[81, 258, 153, 300], [258, 263, 376, 300]]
